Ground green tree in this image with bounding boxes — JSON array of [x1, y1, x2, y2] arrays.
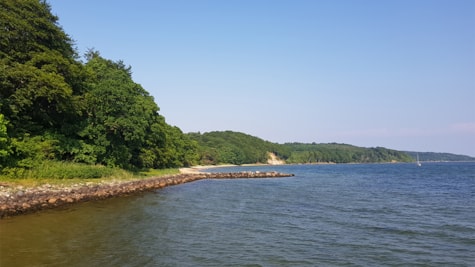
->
[[81, 53, 158, 168], [81, 52, 198, 169], [0, 114, 10, 167], [0, 0, 199, 172], [0, 0, 76, 62], [0, 0, 88, 170], [284, 142, 412, 163], [188, 131, 289, 165], [154, 125, 199, 168], [0, 0, 84, 136]]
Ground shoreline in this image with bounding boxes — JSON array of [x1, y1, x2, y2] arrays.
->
[[178, 164, 238, 174], [0, 171, 294, 219]]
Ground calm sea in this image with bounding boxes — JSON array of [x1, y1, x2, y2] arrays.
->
[[1, 162, 474, 266]]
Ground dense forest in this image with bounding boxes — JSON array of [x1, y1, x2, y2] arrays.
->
[[1, 1, 471, 179], [189, 132, 414, 165], [405, 152, 475, 162], [188, 131, 290, 165], [283, 143, 413, 163], [0, 0, 199, 177], [189, 132, 474, 165]]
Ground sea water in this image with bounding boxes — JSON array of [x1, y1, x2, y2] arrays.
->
[[1, 162, 474, 266]]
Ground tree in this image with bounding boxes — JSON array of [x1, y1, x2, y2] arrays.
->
[[188, 131, 289, 165], [0, 0, 199, 171], [0, 0, 76, 61], [0, 0, 86, 136], [0, 0, 88, 170], [81, 53, 158, 168], [0, 114, 10, 167], [81, 52, 199, 169]]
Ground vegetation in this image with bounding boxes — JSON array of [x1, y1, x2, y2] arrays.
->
[[284, 143, 413, 163], [1, 161, 118, 179], [0, 163, 179, 188], [0, 0, 199, 179], [188, 131, 290, 165], [405, 152, 475, 162], [189, 131, 413, 165], [1, 1, 470, 182]]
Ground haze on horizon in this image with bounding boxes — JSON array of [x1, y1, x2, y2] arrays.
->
[[49, 0, 475, 156]]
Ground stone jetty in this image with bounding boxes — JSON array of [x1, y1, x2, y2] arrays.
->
[[0, 171, 294, 218]]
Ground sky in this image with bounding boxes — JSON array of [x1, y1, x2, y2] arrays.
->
[[48, 0, 475, 156]]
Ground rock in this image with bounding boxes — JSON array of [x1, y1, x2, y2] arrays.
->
[[0, 171, 294, 219]]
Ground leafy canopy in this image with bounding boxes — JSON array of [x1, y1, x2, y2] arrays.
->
[[1, 0, 199, 177], [189, 131, 413, 165]]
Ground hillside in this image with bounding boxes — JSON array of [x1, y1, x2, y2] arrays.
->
[[283, 142, 413, 163], [405, 152, 475, 162], [187, 131, 290, 165], [188, 131, 414, 165], [190, 131, 475, 165]]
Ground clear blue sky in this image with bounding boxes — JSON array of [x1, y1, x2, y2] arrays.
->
[[48, 0, 475, 156]]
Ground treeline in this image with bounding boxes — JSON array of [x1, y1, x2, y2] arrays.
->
[[284, 143, 413, 163], [405, 152, 475, 162], [188, 131, 290, 165], [188, 131, 413, 165], [2, 1, 466, 180], [0, 0, 199, 177]]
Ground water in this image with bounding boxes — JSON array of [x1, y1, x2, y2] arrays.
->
[[1, 162, 474, 266]]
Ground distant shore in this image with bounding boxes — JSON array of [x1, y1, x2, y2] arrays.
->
[[0, 170, 293, 218]]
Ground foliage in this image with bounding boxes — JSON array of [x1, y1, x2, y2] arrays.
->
[[284, 143, 413, 163], [405, 151, 475, 162], [2, 0, 461, 181], [0, 0, 199, 178], [188, 131, 290, 165], [8, 134, 59, 168], [81, 53, 159, 168], [0, 0, 85, 137], [0, 0, 76, 61], [0, 114, 10, 167], [190, 131, 413, 165]]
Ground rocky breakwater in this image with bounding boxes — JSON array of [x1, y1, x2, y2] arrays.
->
[[0, 171, 293, 218]]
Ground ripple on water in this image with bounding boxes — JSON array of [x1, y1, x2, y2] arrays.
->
[[1, 163, 474, 266]]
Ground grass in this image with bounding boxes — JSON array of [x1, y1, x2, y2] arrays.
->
[[0, 161, 180, 188]]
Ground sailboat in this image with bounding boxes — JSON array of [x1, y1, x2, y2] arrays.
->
[[416, 153, 422, 167]]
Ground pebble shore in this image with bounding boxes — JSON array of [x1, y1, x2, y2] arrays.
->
[[0, 171, 294, 218]]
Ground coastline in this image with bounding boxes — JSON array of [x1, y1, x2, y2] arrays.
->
[[178, 164, 238, 174], [0, 170, 293, 219]]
